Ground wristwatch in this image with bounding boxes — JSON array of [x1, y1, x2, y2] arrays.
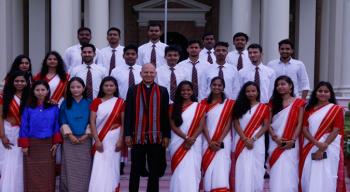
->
[[252, 136, 257, 141]]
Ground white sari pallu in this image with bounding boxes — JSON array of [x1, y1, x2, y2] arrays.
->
[[0, 96, 23, 192], [169, 102, 206, 192], [233, 103, 268, 192], [88, 97, 124, 192], [269, 99, 305, 192], [202, 99, 235, 192], [300, 103, 346, 192]]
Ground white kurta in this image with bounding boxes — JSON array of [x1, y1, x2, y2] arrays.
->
[[169, 102, 202, 192]]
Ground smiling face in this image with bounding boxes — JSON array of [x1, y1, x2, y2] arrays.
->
[[140, 64, 156, 84], [165, 51, 180, 67], [13, 76, 27, 91], [214, 45, 228, 62], [203, 35, 215, 50], [81, 47, 95, 64], [279, 43, 293, 60], [102, 80, 117, 96], [34, 84, 49, 101], [210, 78, 225, 95], [107, 30, 120, 45], [316, 85, 331, 103], [180, 84, 193, 101], [245, 84, 258, 102], [148, 26, 162, 41], [46, 54, 58, 68], [233, 36, 247, 51], [248, 48, 262, 65], [276, 79, 293, 96], [19, 58, 30, 72], [78, 30, 91, 45], [70, 80, 85, 98]]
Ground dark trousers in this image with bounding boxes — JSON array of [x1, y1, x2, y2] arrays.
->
[[129, 144, 166, 192]]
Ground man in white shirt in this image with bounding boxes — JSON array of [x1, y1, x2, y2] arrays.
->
[[267, 39, 310, 99], [239, 43, 276, 103], [64, 27, 104, 72], [178, 40, 211, 100], [202, 42, 240, 99], [111, 44, 142, 100], [199, 32, 216, 64], [156, 46, 189, 102], [70, 44, 107, 99], [137, 23, 167, 67], [100, 27, 125, 75], [226, 32, 251, 71]]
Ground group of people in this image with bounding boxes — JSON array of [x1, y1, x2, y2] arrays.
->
[[0, 22, 345, 192]]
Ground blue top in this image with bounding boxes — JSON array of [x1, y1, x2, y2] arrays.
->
[[59, 98, 91, 136], [20, 105, 60, 139]]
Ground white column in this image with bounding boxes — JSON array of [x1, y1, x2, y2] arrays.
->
[[218, 0, 232, 45], [88, 0, 109, 48], [29, 0, 49, 74], [51, 0, 73, 55], [232, 0, 252, 38], [10, 0, 24, 57], [110, 0, 125, 45], [298, 0, 316, 90], [0, 0, 11, 83], [262, 0, 290, 63], [341, 0, 350, 96], [72, 0, 81, 45]]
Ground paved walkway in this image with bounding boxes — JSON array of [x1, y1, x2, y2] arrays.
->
[[119, 161, 350, 192]]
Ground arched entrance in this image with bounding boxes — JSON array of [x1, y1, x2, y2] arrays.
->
[[161, 32, 188, 62]]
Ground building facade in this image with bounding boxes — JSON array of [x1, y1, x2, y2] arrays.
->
[[1, 0, 350, 99]]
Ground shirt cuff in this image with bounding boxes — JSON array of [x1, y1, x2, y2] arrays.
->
[[18, 138, 30, 148], [52, 132, 63, 144]]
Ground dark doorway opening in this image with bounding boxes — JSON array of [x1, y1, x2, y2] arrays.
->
[[161, 32, 188, 62]]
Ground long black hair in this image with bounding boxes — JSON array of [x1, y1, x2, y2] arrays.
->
[[97, 76, 119, 98], [233, 81, 260, 119], [2, 71, 30, 118], [171, 81, 197, 127], [39, 51, 67, 81], [270, 75, 295, 115], [305, 81, 337, 111], [207, 76, 226, 104], [65, 77, 87, 109], [27, 80, 53, 109], [5, 55, 32, 81]]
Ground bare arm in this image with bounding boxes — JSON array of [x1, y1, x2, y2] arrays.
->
[[292, 107, 304, 140], [233, 119, 247, 141], [301, 90, 308, 100], [90, 111, 103, 152]]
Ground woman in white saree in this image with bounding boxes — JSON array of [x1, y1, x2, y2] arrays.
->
[[169, 81, 206, 192], [268, 76, 305, 192], [88, 77, 124, 192], [232, 81, 269, 192], [299, 81, 346, 192], [201, 77, 235, 192]]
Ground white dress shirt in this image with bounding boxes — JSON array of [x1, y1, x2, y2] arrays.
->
[[239, 63, 276, 103], [70, 63, 107, 99], [202, 62, 241, 99], [63, 44, 104, 72], [156, 64, 190, 102], [267, 58, 310, 96], [177, 58, 211, 100], [110, 63, 142, 99], [137, 41, 167, 67], [226, 49, 251, 69], [199, 48, 216, 64], [100, 45, 125, 73]]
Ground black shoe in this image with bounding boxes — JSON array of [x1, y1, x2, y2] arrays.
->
[[264, 171, 270, 179], [120, 162, 125, 175]]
